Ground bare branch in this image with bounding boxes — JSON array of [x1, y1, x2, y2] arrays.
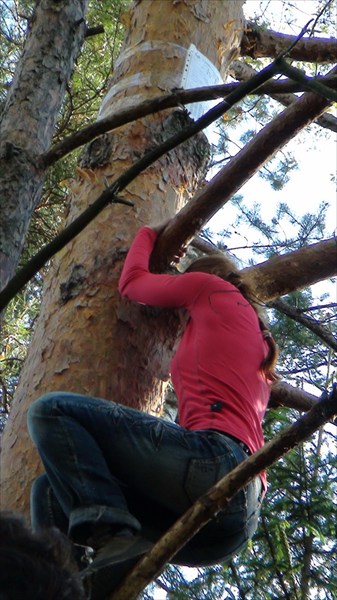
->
[[109, 388, 337, 600], [190, 235, 223, 255], [85, 24, 104, 38], [269, 381, 319, 411], [309, 0, 335, 36], [152, 66, 336, 270], [279, 59, 337, 102], [2, 61, 336, 310], [41, 76, 337, 167], [230, 60, 337, 133]]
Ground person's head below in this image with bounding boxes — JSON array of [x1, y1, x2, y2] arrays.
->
[[185, 253, 279, 382], [0, 511, 85, 600]]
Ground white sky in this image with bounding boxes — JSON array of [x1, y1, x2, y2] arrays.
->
[[243, 0, 330, 31]]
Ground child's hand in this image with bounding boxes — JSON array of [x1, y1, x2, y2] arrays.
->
[[171, 244, 188, 264], [149, 220, 188, 263]]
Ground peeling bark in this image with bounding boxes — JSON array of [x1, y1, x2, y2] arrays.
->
[[1, 0, 335, 541], [241, 23, 337, 63]]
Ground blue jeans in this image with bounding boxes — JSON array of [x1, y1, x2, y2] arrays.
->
[[27, 392, 262, 566]]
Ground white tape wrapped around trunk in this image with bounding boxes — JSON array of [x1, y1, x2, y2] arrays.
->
[[98, 41, 223, 129]]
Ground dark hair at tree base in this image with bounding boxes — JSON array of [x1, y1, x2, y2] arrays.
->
[[0, 511, 85, 600]]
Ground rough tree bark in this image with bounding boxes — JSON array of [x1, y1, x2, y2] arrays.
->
[[0, 0, 245, 512], [1, 0, 335, 532], [0, 0, 89, 292], [2, 55, 336, 312]]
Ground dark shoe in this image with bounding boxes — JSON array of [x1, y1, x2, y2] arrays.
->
[[82, 555, 142, 600], [80, 534, 153, 600], [85, 533, 153, 572]]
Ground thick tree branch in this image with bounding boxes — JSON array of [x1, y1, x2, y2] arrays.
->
[[230, 60, 337, 133], [40, 74, 337, 167], [109, 387, 337, 600], [269, 298, 337, 351], [190, 235, 222, 255], [242, 237, 337, 302], [241, 22, 337, 63], [269, 381, 319, 411], [85, 24, 104, 37]]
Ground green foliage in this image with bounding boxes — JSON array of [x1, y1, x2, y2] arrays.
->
[[270, 289, 337, 389], [0, 2, 33, 115], [214, 96, 302, 193], [57, 0, 130, 135], [259, 153, 298, 190], [223, 196, 329, 257], [0, 278, 41, 432]]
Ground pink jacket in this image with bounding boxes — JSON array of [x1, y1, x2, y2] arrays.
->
[[119, 227, 270, 488]]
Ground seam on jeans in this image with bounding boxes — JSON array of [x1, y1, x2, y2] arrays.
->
[[59, 417, 90, 503]]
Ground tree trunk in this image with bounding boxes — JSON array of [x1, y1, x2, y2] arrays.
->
[[0, 0, 89, 293], [0, 0, 245, 513]]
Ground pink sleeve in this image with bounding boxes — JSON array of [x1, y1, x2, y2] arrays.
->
[[118, 227, 208, 308]]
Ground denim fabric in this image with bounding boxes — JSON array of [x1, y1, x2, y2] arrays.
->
[[28, 392, 263, 566]]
